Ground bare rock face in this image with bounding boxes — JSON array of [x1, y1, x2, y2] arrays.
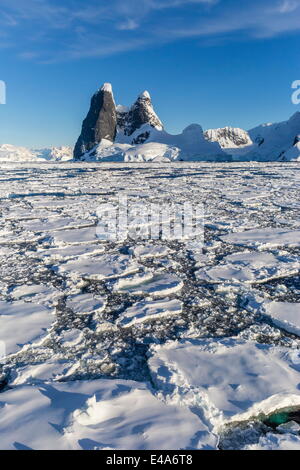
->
[[117, 91, 163, 143], [74, 83, 117, 160]]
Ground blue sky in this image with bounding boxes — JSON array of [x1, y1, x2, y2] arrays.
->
[[1, 0, 300, 148]]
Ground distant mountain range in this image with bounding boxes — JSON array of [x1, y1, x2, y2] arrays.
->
[[1, 83, 299, 162], [0, 145, 73, 162]]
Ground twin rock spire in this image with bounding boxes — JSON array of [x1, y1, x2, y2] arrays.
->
[[74, 83, 163, 159]]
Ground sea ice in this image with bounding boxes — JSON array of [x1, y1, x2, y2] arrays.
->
[[264, 301, 300, 336], [196, 251, 299, 284], [116, 298, 183, 327], [149, 337, 300, 427], [51, 227, 100, 245], [222, 228, 300, 249], [58, 254, 140, 280], [66, 293, 106, 315], [113, 272, 183, 297], [244, 432, 300, 450], [0, 301, 55, 356]]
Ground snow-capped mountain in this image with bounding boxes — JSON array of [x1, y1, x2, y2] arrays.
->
[[75, 83, 228, 162], [117, 91, 163, 143], [204, 127, 252, 148], [74, 83, 166, 160], [0, 144, 36, 162], [73, 83, 117, 160], [247, 112, 300, 161], [205, 113, 300, 162], [0, 144, 73, 162]]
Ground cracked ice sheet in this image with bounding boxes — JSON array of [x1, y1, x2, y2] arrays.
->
[[148, 338, 300, 428], [57, 254, 140, 280], [0, 301, 55, 356], [196, 251, 299, 284], [0, 162, 299, 449], [0, 379, 215, 450]]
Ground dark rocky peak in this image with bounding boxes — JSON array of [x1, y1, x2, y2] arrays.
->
[[74, 83, 117, 160], [125, 90, 163, 136], [117, 91, 163, 141]]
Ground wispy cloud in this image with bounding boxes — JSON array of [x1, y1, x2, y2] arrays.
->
[[1, 0, 300, 62], [277, 0, 299, 13]]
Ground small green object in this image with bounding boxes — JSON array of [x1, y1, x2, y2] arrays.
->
[[266, 412, 290, 426]]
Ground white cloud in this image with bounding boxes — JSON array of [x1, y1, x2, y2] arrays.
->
[[1, 0, 300, 62]]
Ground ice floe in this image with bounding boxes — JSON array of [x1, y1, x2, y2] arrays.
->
[[66, 293, 106, 315], [10, 284, 62, 308], [196, 251, 299, 284], [116, 298, 183, 328], [21, 217, 95, 233], [58, 254, 140, 281], [113, 272, 183, 297], [149, 337, 300, 427], [51, 227, 100, 246], [264, 301, 300, 336], [0, 301, 55, 356], [60, 329, 84, 347], [222, 228, 300, 249], [36, 243, 105, 261], [128, 244, 170, 259]]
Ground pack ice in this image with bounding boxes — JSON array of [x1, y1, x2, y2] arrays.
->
[[0, 161, 299, 451]]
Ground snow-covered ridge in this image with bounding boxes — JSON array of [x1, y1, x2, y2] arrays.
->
[[205, 112, 300, 162], [204, 127, 253, 148]]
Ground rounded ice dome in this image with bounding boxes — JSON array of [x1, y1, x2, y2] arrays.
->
[[182, 123, 203, 134]]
